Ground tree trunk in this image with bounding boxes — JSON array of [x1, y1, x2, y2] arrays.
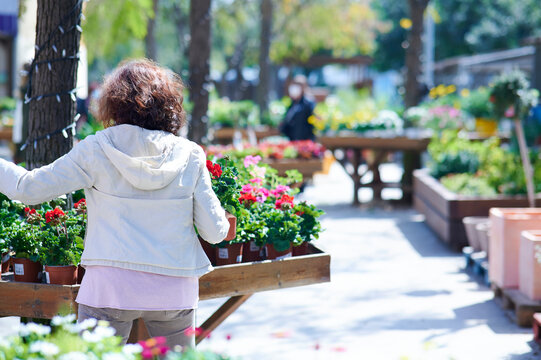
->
[[145, 0, 159, 61], [257, 0, 273, 121], [404, 0, 429, 108], [188, 0, 212, 144], [26, 0, 82, 169]]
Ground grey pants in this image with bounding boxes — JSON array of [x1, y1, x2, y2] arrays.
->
[[78, 304, 195, 349]]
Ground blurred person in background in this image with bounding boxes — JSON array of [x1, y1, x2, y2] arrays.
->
[[279, 75, 316, 141]]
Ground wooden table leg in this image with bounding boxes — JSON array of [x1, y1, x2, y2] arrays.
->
[[351, 149, 362, 206], [196, 294, 252, 345], [400, 150, 421, 203]]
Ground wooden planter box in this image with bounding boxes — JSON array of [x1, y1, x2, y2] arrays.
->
[[413, 169, 541, 250], [212, 127, 280, 144], [0, 127, 13, 141], [0, 244, 330, 319], [263, 158, 324, 179]]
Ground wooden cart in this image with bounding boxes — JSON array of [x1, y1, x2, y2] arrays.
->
[[0, 244, 330, 344], [212, 127, 280, 145], [319, 135, 430, 205]]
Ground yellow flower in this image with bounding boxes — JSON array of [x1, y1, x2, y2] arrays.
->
[[435, 84, 446, 97], [446, 84, 456, 94], [460, 88, 470, 97], [400, 18, 412, 29]]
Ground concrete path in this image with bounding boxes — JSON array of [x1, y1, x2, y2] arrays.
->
[[197, 163, 540, 359]]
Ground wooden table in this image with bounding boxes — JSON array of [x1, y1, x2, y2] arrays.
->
[[0, 244, 330, 345], [212, 127, 280, 145], [319, 135, 430, 205], [0, 128, 13, 141]]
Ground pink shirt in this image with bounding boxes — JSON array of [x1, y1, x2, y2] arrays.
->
[[76, 266, 198, 311]]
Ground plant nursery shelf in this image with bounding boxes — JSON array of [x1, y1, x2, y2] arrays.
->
[[413, 169, 541, 250], [212, 127, 280, 145], [319, 135, 430, 205], [263, 158, 324, 180], [0, 244, 330, 344]]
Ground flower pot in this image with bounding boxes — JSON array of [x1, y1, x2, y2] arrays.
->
[[44, 265, 78, 285], [475, 117, 498, 137], [489, 208, 541, 289], [199, 237, 216, 265], [242, 241, 263, 262], [215, 242, 244, 266], [225, 213, 237, 241], [519, 231, 541, 300], [12, 258, 42, 283], [476, 222, 490, 256], [77, 264, 85, 284], [265, 244, 292, 260], [463, 217, 488, 252], [292, 242, 309, 256], [1, 253, 10, 273]]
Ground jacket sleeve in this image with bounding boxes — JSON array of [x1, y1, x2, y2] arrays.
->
[[192, 145, 230, 244], [0, 137, 96, 205]]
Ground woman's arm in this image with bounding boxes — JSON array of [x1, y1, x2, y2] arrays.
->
[[0, 137, 96, 205], [192, 145, 230, 244]]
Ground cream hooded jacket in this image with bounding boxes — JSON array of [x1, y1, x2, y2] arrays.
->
[[0, 124, 229, 277]]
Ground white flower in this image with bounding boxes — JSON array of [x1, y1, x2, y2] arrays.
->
[[81, 326, 116, 343], [97, 320, 110, 328], [103, 352, 128, 360], [29, 341, 60, 356], [59, 351, 90, 360], [76, 318, 97, 331], [122, 344, 143, 355], [19, 323, 51, 337], [52, 314, 77, 326]]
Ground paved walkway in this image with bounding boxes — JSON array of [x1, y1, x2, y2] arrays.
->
[[197, 163, 540, 359]]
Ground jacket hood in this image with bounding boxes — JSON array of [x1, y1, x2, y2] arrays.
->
[[95, 124, 191, 190]]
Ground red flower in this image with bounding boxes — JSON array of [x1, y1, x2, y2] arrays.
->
[[183, 327, 204, 337], [275, 194, 294, 210], [239, 193, 258, 207], [74, 198, 87, 213], [206, 160, 223, 178], [138, 337, 169, 359], [24, 207, 37, 216], [45, 207, 66, 226]]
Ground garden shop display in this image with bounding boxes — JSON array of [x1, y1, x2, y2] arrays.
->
[[0, 195, 86, 285], [0, 315, 231, 360], [205, 155, 324, 264], [307, 89, 403, 135], [206, 139, 325, 161]]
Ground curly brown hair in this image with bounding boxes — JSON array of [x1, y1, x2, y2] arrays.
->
[[95, 59, 186, 134]]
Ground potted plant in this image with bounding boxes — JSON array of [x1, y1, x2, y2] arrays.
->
[[39, 206, 84, 285], [4, 211, 42, 283], [292, 202, 324, 256], [462, 87, 497, 137]]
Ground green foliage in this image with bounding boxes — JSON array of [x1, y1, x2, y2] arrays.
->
[[430, 150, 480, 179], [0, 97, 16, 112], [461, 87, 494, 119], [209, 99, 258, 128], [262, 203, 302, 252], [294, 201, 324, 243], [440, 173, 497, 196], [490, 70, 539, 120], [210, 158, 242, 216], [77, 114, 105, 140]]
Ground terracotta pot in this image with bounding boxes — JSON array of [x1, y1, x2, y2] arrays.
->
[[1, 253, 10, 273], [265, 244, 293, 260], [199, 237, 216, 265], [519, 230, 541, 300], [242, 241, 263, 262], [12, 258, 42, 283], [224, 213, 237, 241], [215, 242, 243, 266], [44, 265, 78, 285], [77, 264, 86, 284], [489, 208, 541, 289], [463, 217, 488, 252], [292, 242, 309, 257], [475, 117, 498, 137], [476, 222, 490, 256]]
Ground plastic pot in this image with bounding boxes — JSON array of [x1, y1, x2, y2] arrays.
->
[[215, 242, 244, 266], [44, 265, 78, 285], [242, 241, 263, 262], [12, 258, 42, 283], [463, 217, 488, 252], [1, 253, 10, 273], [265, 244, 292, 260], [292, 242, 309, 257], [199, 237, 216, 265], [224, 213, 237, 241]]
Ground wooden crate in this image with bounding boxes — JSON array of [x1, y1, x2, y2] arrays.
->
[[319, 135, 430, 151], [0, 128, 13, 141], [0, 244, 330, 319], [413, 169, 541, 250], [212, 127, 280, 144], [492, 284, 541, 327], [263, 158, 324, 179]]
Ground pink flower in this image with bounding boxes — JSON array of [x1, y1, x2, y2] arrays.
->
[[250, 178, 263, 185], [271, 185, 290, 197], [250, 165, 266, 179], [241, 184, 255, 194], [244, 155, 262, 168], [504, 106, 516, 118]]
